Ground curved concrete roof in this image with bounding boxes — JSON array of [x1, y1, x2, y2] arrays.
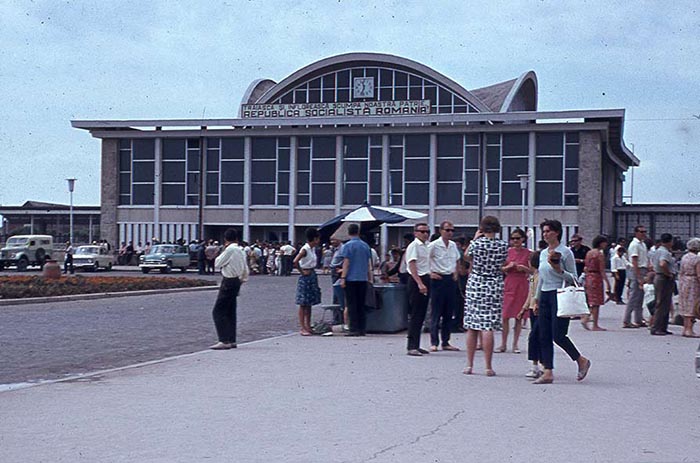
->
[[253, 52, 492, 112], [469, 71, 538, 112]]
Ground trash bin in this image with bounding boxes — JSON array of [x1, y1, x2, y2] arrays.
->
[[366, 283, 408, 333]]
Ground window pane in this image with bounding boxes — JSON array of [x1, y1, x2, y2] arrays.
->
[[486, 194, 500, 206], [437, 135, 462, 158], [486, 134, 501, 145], [119, 152, 131, 171], [437, 159, 462, 181], [465, 171, 479, 194], [390, 173, 403, 193], [389, 148, 403, 169], [344, 136, 368, 159], [394, 87, 407, 100], [187, 151, 200, 171], [277, 194, 289, 206], [337, 70, 350, 87], [297, 172, 310, 193], [312, 184, 335, 205], [278, 149, 290, 170], [464, 194, 478, 206], [536, 158, 563, 181], [119, 139, 130, 150], [187, 173, 200, 194], [222, 138, 244, 159], [206, 194, 219, 205], [132, 161, 154, 182], [312, 160, 335, 182], [278, 172, 289, 194], [370, 148, 382, 170], [162, 184, 185, 205], [252, 160, 276, 182], [206, 173, 218, 194], [162, 162, 185, 182], [394, 72, 407, 86], [405, 135, 429, 157], [487, 172, 499, 195], [187, 196, 199, 206], [132, 139, 155, 160], [486, 146, 500, 169], [344, 183, 367, 205], [162, 139, 186, 160], [405, 159, 429, 181], [221, 161, 244, 182], [501, 158, 528, 181], [369, 172, 382, 194], [132, 184, 154, 205], [565, 144, 579, 168], [252, 138, 276, 159], [501, 183, 521, 206], [297, 193, 310, 206], [251, 184, 275, 205], [404, 183, 428, 205], [313, 137, 336, 159], [221, 184, 244, 205], [344, 159, 367, 182], [465, 146, 480, 169], [565, 132, 579, 143], [437, 183, 462, 205], [119, 195, 130, 205], [119, 173, 130, 193], [535, 183, 563, 205], [536, 133, 564, 155], [390, 194, 402, 205], [565, 170, 579, 193], [565, 194, 579, 206], [206, 151, 219, 171], [297, 150, 310, 170], [502, 133, 529, 157]]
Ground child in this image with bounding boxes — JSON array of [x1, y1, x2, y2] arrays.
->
[[294, 228, 322, 336], [518, 250, 542, 379]]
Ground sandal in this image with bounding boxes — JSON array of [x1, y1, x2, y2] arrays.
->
[[495, 346, 506, 353], [577, 359, 591, 381], [462, 366, 473, 375], [513, 348, 521, 354], [485, 369, 496, 377], [533, 376, 553, 384]]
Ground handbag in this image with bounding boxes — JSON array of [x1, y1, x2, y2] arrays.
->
[[556, 279, 590, 318]]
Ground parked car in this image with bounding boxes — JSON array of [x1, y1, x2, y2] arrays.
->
[[72, 245, 115, 271], [139, 244, 191, 273], [0, 234, 54, 271]]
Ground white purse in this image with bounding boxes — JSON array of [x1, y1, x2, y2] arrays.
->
[[556, 279, 590, 318]]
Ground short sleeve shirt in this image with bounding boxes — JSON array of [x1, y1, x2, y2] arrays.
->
[[339, 237, 371, 281], [628, 237, 649, 267], [405, 238, 430, 276], [652, 246, 676, 275], [428, 238, 461, 274]]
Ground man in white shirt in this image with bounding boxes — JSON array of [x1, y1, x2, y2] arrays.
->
[[623, 225, 649, 328], [427, 220, 461, 352], [280, 242, 296, 276], [611, 246, 629, 305], [210, 228, 249, 350], [405, 223, 432, 356]]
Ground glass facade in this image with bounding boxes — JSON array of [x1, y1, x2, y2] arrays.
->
[[116, 131, 581, 209], [275, 66, 479, 115]]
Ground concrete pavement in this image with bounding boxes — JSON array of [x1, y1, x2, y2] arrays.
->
[[1, 308, 699, 462]]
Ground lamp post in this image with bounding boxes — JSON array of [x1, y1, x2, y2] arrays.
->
[[67, 178, 76, 244], [518, 174, 529, 243]]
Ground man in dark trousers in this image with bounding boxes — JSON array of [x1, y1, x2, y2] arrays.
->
[[650, 233, 677, 336], [210, 228, 249, 350], [405, 223, 432, 356], [339, 224, 372, 336]]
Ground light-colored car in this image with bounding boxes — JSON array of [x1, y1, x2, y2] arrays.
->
[[72, 245, 114, 271], [0, 234, 54, 271], [139, 244, 191, 273]]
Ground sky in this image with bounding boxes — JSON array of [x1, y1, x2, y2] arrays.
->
[[1, 0, 699, 207]]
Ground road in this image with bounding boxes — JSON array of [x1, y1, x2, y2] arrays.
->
[[0, 272, 335, 385]]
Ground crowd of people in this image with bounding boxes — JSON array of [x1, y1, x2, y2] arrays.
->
[[195, 219, 700, 384]]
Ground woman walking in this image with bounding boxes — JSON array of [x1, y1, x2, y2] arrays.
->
[[678, 237, 700, 338], [583, 235, 612, 331], [499, 228, 532, 353], [463, 216, 508, 376], [533, 219, 591, 384]]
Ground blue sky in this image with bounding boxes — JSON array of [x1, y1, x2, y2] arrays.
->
[[1, 0, 699, 206]]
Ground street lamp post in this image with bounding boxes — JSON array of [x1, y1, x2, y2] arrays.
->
[[518, 174, 529, 244], [67, 178, 77, 244]]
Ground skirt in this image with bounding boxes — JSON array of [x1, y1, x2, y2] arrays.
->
[[296, 271, 322, 306]]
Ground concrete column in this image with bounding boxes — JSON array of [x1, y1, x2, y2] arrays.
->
[[380, 135, 389, 254], [289, 136, 297, 244], [154, 138, 161, 237], [88, 214, 93, 243], [528, 132, 536, 249], [578, 131, 603, 240], [335, 135, 343, 216], [243, 136, 251, 242], [100, 139, 119, 247], [429, 133, 437, 231], [30, 215, 34, 234]]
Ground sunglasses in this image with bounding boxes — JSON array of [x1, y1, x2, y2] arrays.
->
[[442, 228, 455, 232], [416, 230, 430, 234]]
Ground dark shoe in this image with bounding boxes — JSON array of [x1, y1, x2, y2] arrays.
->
[[650, 330, 667, 336], [344, 332, 361, 337], [664, 331, 673, 335], [407, 349, 423, 357], [417, 348, 430, 354], [577, 359, 591, 381], [622, 323, 636, 329]]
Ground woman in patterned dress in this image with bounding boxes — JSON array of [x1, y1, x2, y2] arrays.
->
[[294, 228, 322, 336], [463, 216, 509, 376], [583, 235, 611, 331], [678, 237, 700, 337], [499, 228, 532, 353]]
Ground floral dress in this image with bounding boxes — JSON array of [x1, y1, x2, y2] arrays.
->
[[678, 252, 700, 318], [463, 237, 509, 331]]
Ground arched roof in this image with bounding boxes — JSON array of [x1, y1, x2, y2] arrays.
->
[[470, 71, 538, 112], [251, 52, 492, 112]]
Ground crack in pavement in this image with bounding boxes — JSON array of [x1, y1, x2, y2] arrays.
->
[[358, 410, 465, 462]]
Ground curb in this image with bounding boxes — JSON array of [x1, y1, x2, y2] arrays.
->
[[0, 285, 219, 307]]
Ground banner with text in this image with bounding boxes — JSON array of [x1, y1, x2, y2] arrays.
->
[[241, 100, 431, 119]]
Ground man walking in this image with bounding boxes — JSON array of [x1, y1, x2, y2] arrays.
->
[[428, 221, 461, 352], [210, 228, 249, 350], [339, 224, 372, 336], [623, 225, 650, 328], [406, 223, 432, 356], [569, 234, 590, 277], [650, 233, 677, 336]]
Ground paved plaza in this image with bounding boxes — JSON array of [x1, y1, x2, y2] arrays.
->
[[1, 298, 698, 462]]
